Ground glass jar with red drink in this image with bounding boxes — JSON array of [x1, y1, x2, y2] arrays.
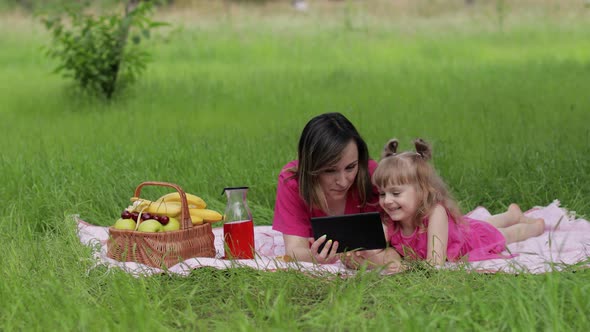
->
[[222, 186, 255, 259]]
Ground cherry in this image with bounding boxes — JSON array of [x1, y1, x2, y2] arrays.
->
[[130, 212, 140, 221], [121, 210, 133, 219], [159, 215, 170, 225], [141, 212, 153, 221]]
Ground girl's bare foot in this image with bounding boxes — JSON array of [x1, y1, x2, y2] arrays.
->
[[507, 203, 523, 220], [485, 203, 524, 228], [511, 204, 545, 231], [533, 218, 545, 235], [500, 218, 546, 244], [520, 216, 546, 230]]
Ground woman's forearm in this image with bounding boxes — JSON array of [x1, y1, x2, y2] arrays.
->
[[283, 234, 316, 263], [286, 246, 314, 262]]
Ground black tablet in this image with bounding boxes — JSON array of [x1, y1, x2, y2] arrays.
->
[[310, 212, 387, 253]]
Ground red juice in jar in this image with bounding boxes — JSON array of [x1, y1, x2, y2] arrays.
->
[[222, 186, 255, 259], [223, 220, 255, 259]]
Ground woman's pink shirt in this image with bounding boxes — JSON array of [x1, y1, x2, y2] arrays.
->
[[272, 160, 379, 238]]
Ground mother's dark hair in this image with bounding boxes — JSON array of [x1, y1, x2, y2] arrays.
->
[[292, 112, 373, 213]]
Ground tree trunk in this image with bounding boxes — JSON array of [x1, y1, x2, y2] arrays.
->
[[103, 0, 141, 98]]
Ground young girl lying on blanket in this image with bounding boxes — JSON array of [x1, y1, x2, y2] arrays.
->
[[347, 138, 545, 269]]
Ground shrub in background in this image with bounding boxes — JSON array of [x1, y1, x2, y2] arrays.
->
[[41, 0, 168, 99], [2, 0, 119, 12]]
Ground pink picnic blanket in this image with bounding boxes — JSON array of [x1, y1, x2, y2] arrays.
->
[[76, 200, 590, 276]]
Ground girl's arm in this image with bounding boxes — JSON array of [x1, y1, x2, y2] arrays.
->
[[342, 247, 403, 273], [341, 221, 404, 273], [426, 204, 449, 266]]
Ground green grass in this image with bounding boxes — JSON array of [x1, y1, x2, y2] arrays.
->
[[1, 2, 590, 330]]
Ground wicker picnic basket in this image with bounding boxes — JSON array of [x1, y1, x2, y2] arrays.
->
[[107, 181, 216, 268]]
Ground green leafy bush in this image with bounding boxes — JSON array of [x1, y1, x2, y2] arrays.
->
[[41, 1, 168, 99], [3, 0, 121, 12]]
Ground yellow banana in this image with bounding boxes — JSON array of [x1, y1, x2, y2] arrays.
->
[[129, 197, 150, 212], [155, 192, 207, 209], [129, 197, 182, 217], [189, 208, 223, 222], [189, 214, 204, 225], [147, 201, 182, 217]]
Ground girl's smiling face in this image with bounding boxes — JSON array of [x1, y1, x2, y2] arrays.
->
[[379, 184, 420, 224], [318, 140, 359, 204]]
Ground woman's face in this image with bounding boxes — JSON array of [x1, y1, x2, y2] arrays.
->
[[318, 140, 359, 203]]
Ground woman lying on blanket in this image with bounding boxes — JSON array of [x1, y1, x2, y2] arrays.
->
[[271, 112, 402, 269], [348, 138, 546, 269]]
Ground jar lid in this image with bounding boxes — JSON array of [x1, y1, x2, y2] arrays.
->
[[221, 186, 249, 195]]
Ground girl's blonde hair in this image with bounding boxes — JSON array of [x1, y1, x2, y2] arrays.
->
[[372, 138, 463, 229]]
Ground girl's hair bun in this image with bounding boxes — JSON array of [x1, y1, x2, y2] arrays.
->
[[414, 138, 432, 161], [381, 138, 399, 159]]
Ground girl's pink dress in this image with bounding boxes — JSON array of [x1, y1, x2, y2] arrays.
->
[[387, 212, 508, 262]]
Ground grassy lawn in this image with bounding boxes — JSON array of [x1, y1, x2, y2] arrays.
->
[[1, 1, 589, 330]]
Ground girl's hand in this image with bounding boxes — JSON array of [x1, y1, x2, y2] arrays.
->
[[340, 250, 365, 269], [308, 235, 340, 264], [341, 249, 383, 269], [342, 248, 404, 273]]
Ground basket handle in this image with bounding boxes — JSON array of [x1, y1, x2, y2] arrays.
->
[[133, 181, 192, 230]]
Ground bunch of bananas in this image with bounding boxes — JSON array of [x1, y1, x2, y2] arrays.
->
[[129, 192, 223, 225]]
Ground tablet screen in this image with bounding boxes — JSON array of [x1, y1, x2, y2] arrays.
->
[[310, 212, 387, 253]]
